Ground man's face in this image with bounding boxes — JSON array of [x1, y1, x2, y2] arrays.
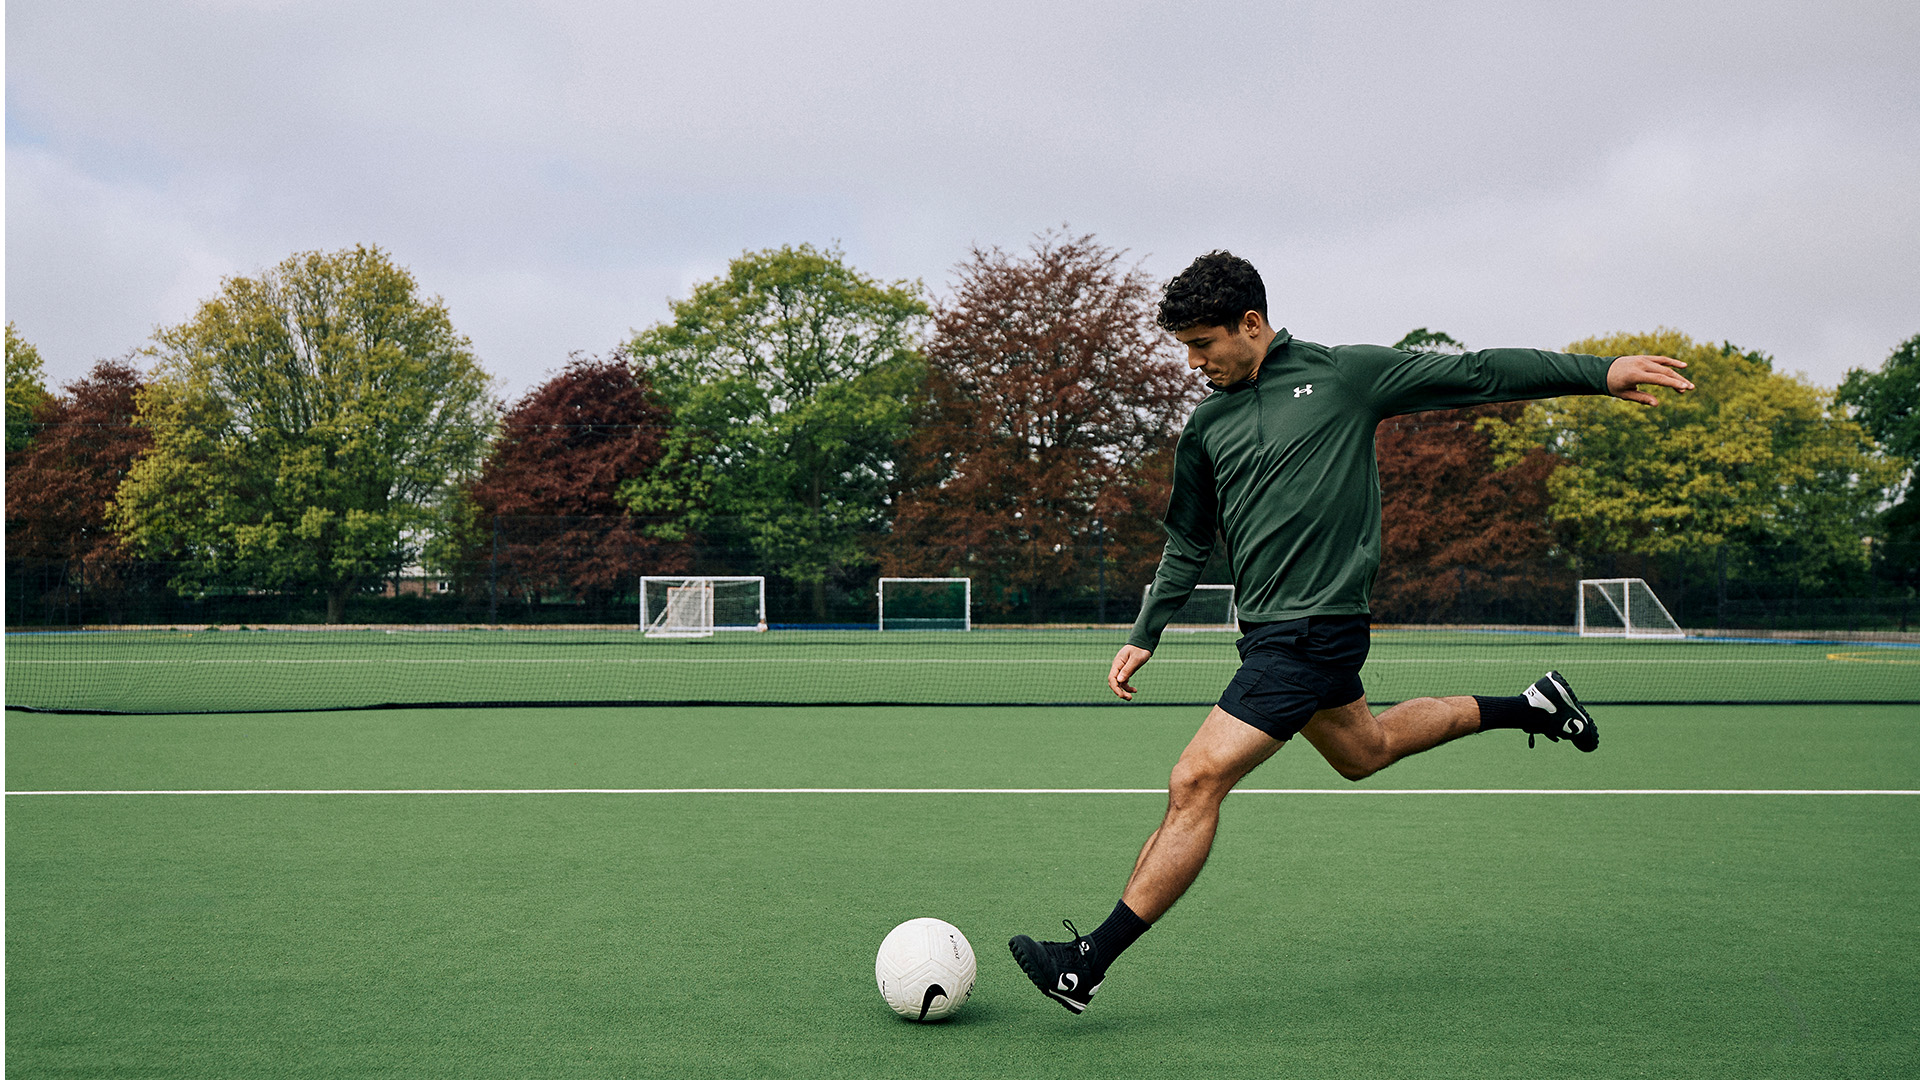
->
[[1175, 316, 1265, 388]]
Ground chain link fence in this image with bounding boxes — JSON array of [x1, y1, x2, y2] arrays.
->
[[8, 515, 1916, 633]]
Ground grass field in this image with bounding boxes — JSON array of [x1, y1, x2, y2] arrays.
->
[[7, 699, 1918, 1078], [8, 627, 1920, 713]]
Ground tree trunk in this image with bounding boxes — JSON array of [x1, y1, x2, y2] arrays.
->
[[326, 582, 352, 624]]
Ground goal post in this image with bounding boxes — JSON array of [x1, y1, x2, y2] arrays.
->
[[878, 577, 971, 631], [640, 576, 767, 637], [1145, 582, 1237, 631], [1577, 578, 1684, 639]]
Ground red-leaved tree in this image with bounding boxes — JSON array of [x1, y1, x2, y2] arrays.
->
[[460, 354, 684, 611], [1373, 402, 1564, 624], [885, 233, 1202, 622], [5, 359, 151, 623]]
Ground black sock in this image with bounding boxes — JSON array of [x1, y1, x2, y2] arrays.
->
[[1474, 694, 1535, 731], [1084, 900, 1150, 974]]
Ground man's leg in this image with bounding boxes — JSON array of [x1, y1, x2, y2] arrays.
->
[[1120, 705, 1285, 921], [1301, 671, 1604, 777], [1298, 694, 1479, 781], [1007, 704, 1283, 1013]]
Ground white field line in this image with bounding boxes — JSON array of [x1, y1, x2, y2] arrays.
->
[[3, 657, 1860, 666], [6, 787, 1917, 797]]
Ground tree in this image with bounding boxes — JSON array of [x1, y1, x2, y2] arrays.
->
[[111, 245, 495, 623], [1486, 329, 1896, 585], [443, 354, 682, 614], [1392, 327, 1465, 354], [1373, 331, 1563, 623], [883, 232, 1200, 622], [5, 360, 151, 623], [623, 244, 927, 620], [6, 322, 53, 456], [1837, 333, 1920, 542]]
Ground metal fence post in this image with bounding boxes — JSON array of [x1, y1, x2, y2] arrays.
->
[[1094, 518, 1106, 624], [488, 515, 500, 624]]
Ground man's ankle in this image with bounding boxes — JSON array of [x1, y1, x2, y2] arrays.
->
[[1474, 694, 1533, 731], [1084, 900, 1151, 973]]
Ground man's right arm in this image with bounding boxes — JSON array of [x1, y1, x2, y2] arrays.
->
[[1126, 424, 1217, 654]]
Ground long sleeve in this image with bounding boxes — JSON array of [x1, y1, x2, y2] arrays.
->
[[1339, 346, 1614, 418], [1113, 334, 1618, 639], [1128, 422, 1217, 651]]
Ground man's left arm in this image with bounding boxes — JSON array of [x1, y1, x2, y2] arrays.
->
[[1351, 345, 1693, 415]]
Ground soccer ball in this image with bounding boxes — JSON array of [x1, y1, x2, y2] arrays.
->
[[875, 918, 976, 1021]]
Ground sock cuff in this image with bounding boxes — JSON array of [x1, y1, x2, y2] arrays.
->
[[1086, 900, 1151, 971], [1474, 694, 1533, 731], [1109, 900, 1149, 935]]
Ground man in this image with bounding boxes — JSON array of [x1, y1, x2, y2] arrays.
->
[[1008, 251, 1693, 1014]]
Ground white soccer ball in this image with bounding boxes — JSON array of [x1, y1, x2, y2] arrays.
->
[[875, 918, 976, 1021]]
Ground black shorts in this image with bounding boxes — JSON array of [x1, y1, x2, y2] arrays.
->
[[1216, 615, 1371, 740]]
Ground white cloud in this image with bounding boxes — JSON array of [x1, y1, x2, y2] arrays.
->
[[1252, 106, 1920, 385], [5, 146, 235, 374], [6, 0, 1917, 395]]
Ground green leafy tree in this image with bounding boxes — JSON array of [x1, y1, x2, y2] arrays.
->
[[623, 244, 928, 619], [1487, 328, 1896, 584], [6, 322, 54, 455], [1392, 327, 1466, 354], [1838, 333, 1920, 541], [111, 246, 495, 622]]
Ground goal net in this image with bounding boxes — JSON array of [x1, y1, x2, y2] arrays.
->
[[1577, 578, 1684, 638], [878, 577, 971, 631], [1146, 583, 1237, 631], [641, 576, 766, 638]]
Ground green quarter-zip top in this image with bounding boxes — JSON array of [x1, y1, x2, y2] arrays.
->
[[1128, 331, 1614, 651]]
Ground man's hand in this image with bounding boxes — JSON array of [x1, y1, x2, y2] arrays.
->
[[1109, 644, 1152, 701], [1607, 355, 1695, 406]]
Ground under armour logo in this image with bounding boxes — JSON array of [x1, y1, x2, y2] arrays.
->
[[1058, 973, 1079, 992], [1293, 384, 1313, 397]]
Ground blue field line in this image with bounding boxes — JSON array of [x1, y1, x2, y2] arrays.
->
[[1369, 626, 1920, 649], [1674, 634, 1920, 649], [9, 625, 1920, 649]]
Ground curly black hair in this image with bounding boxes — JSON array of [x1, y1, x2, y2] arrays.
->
[[1156, 251, 1267, 333]]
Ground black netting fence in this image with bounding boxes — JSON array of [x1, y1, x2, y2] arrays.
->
[[8, 518, 1918, 713], [8, 518, 1918, 633]]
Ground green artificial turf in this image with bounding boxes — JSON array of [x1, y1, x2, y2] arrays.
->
[[8, 703, 1919, 1078], [7, 704, 1920, 792], [8, 627, 1918, 713]]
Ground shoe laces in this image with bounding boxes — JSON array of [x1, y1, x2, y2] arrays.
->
[[1063, 919, 1091, 958]]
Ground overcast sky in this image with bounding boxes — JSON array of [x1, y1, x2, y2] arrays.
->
[[8, 0, 1917, 401]]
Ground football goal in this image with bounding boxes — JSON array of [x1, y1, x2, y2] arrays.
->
[[878, 577, 971, 631], [1145, 582, 1238, 631], [1577, 578, 1684, 638], [640, 576, 767, 638]]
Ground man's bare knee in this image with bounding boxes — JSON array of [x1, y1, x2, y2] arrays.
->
[[1167, 757, 1233, 813]]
